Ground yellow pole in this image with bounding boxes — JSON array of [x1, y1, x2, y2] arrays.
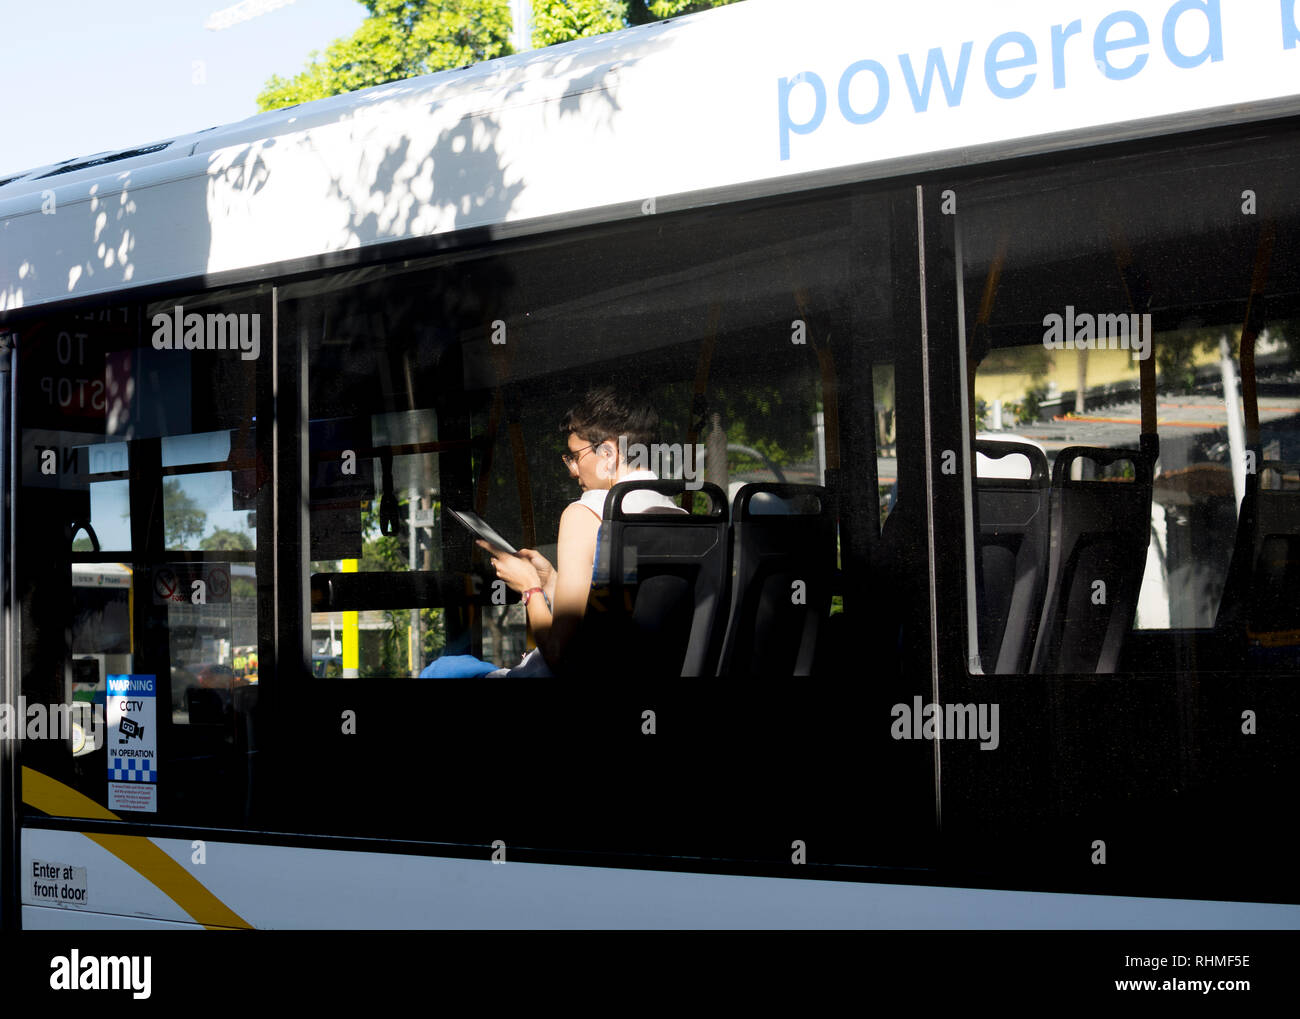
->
[[342, 559, 359, 678]]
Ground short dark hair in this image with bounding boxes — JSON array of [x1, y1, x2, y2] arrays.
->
[[561, 386, 658, 450]]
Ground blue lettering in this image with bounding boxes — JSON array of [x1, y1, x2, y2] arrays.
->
[[838, 59, 890, 124], [777, 71, 826, 161], [1094, 10, 1150, 80], [1163, 0, 1223, 68], [1286, 0, 1300, 49], [1052, 19, 1083, 88], [985, 31, 1037, 99], [898, 42, 973, 112]]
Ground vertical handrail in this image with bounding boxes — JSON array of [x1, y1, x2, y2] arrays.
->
[[952, 211, 983, 677]]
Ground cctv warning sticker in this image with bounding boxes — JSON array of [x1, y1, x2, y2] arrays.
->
[[107, 674, 157, 813]]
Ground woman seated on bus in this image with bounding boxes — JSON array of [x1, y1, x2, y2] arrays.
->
[[424, 386, 683, 678]]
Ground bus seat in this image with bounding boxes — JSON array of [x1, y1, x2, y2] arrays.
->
[[974, 440, 1050, 674], [1215, 461, 1300, 660], [565, 479, 729, 677], [1028, 445, 1154, 674], [716, 484, 835, 676]]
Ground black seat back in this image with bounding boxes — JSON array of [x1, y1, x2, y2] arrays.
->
[[1029, 445, 1154, 674], [1216, 461, 1300, 662], [974, 441, 1050, 674], [717, 484, 835, 676], [566, 480, 729, 677]]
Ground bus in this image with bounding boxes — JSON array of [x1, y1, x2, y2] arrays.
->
[[2, 0, 1299, 929]]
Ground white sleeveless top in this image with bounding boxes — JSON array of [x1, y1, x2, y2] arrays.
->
[[577, 469, 687, 519]]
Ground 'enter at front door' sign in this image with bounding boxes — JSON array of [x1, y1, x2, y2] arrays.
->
[[107, 674, 157, 813]]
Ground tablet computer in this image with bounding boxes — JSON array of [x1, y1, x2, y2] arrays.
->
[[447, 509, 519, 556]]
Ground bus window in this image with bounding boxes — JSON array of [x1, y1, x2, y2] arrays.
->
[[16, 289, 271, 826], [284, 189, 896, 683], [284, 270, 471, 679], [272, 184, 929, 857], [953, 134, 1300, 675]]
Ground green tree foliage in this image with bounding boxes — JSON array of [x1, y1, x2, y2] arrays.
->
[[1157, 322, 1300, 394], [356, 497, 446, 676], [258, 0, 515, 111], [643, 0, 741, 17], [532, 1, 624, 47], [1156, 326, 1226, 395], [105, 482, 209, 552], [1266, 319, 1300, 370], [200, 528, 254, 551], [163, 480, 207, 548], [1016, 384, 1049, 424], [258, 0, 743, 112]]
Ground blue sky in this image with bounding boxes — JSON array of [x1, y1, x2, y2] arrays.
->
[[0, 0, 367, 176]]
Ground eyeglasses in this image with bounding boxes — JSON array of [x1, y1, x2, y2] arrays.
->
[[561, 443, 598, 469]]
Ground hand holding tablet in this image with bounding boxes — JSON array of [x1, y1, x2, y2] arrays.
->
[[447, 508, 518, 558]]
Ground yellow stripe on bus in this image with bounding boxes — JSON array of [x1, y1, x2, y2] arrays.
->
[[22, 767, 252, 930]]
